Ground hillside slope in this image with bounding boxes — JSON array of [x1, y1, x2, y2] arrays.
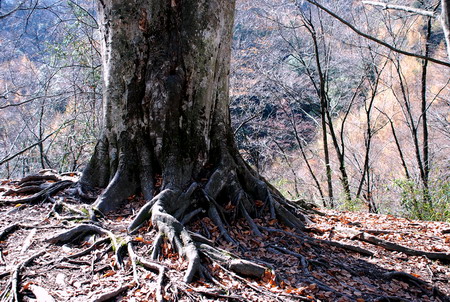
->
[[0, 173, 449, 301]]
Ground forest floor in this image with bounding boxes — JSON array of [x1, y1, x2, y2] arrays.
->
[[0, 173, 449, 302]]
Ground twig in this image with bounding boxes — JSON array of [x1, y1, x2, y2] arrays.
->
[[20, 228, 37, 254], [362, 1, 436, 17], [0, 121, 73, 166], [304, 0, 450, 68]]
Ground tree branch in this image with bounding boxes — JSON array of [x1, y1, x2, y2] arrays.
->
[[0, 0, 27, 19], [0, 120, 74, 166], [362, 1, 436, 17], [303, 0, 450, 67]]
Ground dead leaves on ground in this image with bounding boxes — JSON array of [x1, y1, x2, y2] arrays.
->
[[1, 179, 450, 301]]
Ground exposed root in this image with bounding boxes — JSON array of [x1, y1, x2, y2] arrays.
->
[[1, 250, 46, 302], [183, 284, 244, 301], [126, 240, 140, 284], [239, 203, 262, 237], [128, 180, 197, 234], [92, 170, 137, 215], [181, 208, 203, 225], [269, 245, 352, 300], [150, 189, 201, 283], [339, 227, 450, 261], [1, 180, 74, 204], [383, 272, 450, 301], [151, 234, 164, 260], [0, 224, 20, 241], [17, 174, 60, 185], [260, 225, 375, 257], [48, 200, 89, 221], [198, 243, 266, 278], [90, 284, 131, 302], [214, 262, 286, 302], [136, 257, 166, 302], [2, 169, 449, 301], [48, 224, 109, 244], [47, 224, 121, 267], [207, 203, 239, 246], [128, 198, 158, 233], [3, 186, 42, 196], [64, 238, 110, 260]]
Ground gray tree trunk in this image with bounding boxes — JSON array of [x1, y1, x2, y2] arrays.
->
[[80, 0, 236, 213], [79, 0, 306, 244]]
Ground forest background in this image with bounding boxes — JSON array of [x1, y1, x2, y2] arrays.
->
[[0, 0, 449, 222]]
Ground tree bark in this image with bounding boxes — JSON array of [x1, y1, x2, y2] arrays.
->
[[78, 3, 306, 282], [81, 0, 238, 213], [421, 17, 432, 206], [78, 1, 307, 282]]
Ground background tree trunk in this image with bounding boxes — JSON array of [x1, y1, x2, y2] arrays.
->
[[442, 0, 450, 60]]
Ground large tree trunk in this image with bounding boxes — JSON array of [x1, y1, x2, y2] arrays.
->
[[79, 0, 306, 282], [81, 0, 237, 211]]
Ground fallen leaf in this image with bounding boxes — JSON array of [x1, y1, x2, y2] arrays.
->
[[254, 200, 264, 207], [102, 270, 116, 278]]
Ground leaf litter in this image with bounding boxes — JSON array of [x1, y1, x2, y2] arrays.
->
[[0, 177, 449, 301]]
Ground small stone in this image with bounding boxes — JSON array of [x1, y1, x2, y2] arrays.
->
[[73, 281, 82, 288], [61, 244, 71, 253], [55, 273, 66, 286]]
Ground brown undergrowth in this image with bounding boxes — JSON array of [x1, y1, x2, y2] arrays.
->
[[0, 173, 449, 302]]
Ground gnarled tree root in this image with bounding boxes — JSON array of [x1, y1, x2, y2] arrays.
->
[[126, 183, 274, 281], [147, 189, 201, 283], [90, 284, 131, 302], [0, 250, 46, 302], [1, 180, 73, 205], [82, 146, 311, 287]]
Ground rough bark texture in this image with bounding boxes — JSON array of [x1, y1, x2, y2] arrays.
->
[[79, 0, 306, 282], [81, 0, 237, 207]]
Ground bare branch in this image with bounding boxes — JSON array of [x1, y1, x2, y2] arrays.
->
[[362, 1, 436, 17], [0, 120, 74, 166], [234, 114, 258, 135], [0, 0, 27, 20], [303, 0, 450, 67], [0, 92, 68, 110]]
